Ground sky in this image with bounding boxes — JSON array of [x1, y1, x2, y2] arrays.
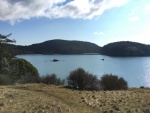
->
[[0, 0, 150, 47]]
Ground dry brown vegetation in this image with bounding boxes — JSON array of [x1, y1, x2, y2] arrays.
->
[[0, 84, 150, 113]]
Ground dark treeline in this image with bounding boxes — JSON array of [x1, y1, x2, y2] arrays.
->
[[15, 40, 150, 56], [15, 39, 101, 54], [101, 41, 150, 56]]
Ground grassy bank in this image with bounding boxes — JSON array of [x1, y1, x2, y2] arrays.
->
[[0, 84, 150, 113]]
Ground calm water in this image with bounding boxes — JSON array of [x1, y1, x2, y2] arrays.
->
[[16, 54, 150, 88]]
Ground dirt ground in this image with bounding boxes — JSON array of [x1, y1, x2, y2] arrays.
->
[[0, 84, 150, 113]]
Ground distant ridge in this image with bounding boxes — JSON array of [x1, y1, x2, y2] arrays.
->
[[15, 40, 150, 56], [16, 39, 101, 54], [101, 41, 150, 56]]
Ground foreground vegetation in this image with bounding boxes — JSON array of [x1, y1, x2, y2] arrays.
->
[[67, 68, 128, 91], [0, 84, 150, 113]]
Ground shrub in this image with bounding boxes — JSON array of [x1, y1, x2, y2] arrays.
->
[[67, 68, 100, 90], [100, 74, 128, 90], [41, 74, 64, 85], [140, 86, 145, 88], [16, 74, 41, 84], [0, 75, 13, 85], [10, 58, 39, 83]]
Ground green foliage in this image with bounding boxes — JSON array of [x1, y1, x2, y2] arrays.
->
[[101, 41, 150, 56], [67, 69, 128, 91], [67, 68, 100, 90], [0, 75, 13, 85], [100, 74, 128, 90], [16, 74, 41, 84], [16, 39, 101, 54], [0, 58, 40, 84], [0, 34, 15, 74], [10, 58, 39, 83], [41, 74, 65, 85], [0, 33, 41, 85], [0, 34, 15, 43]]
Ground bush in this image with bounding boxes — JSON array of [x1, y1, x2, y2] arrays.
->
[[100, 74, 128, 90], [140, 86, 145, 88], [67, 68, 100, 90], [41, 74, 65, 85], [0, 75, 13, 85], [16, 74, 41, 84], [10, 58, 39, 83]]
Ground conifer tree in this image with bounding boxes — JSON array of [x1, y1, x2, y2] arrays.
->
[[0, 34, 15, 74]]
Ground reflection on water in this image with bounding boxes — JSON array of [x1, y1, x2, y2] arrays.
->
[[142, 60, 150, 87], [16, 54, 150, 88]]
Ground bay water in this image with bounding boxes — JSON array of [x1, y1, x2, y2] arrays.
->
[[16, 54, 150, 88]]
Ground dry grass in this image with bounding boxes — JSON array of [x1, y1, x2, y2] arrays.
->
[[0, 84, 150, 113]]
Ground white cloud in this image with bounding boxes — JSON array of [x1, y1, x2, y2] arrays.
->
[[145, 3, 150, 10], [130, 8, 137, 15], [113, 32, 118, 35], [93, 32, 104, 35], [0, 0, 129, 25], [144, 3, 150, 11], [128, 16, 139, 22]]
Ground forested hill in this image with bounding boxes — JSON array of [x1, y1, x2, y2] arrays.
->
[[101, 41, 150, 56], [16, 39, 101, 54], [15, 40, 150, 56]]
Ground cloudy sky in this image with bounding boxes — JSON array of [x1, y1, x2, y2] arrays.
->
[[0, 0, 150, 46]]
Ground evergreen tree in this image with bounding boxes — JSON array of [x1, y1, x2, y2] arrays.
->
[[0, 34, 15, 74]]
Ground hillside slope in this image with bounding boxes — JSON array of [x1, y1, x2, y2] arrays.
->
[[16, 39, 101, 54], [101, 41, 150, 56], [0, 84, 150, 113]]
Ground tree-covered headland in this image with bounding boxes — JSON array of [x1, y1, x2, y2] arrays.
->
[[101, 41, 150, 56]]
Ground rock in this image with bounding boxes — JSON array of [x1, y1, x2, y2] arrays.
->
[[52, 59, 60, 62]]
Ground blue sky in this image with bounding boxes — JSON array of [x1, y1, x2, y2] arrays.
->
[[0, 0, 150, 46]]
